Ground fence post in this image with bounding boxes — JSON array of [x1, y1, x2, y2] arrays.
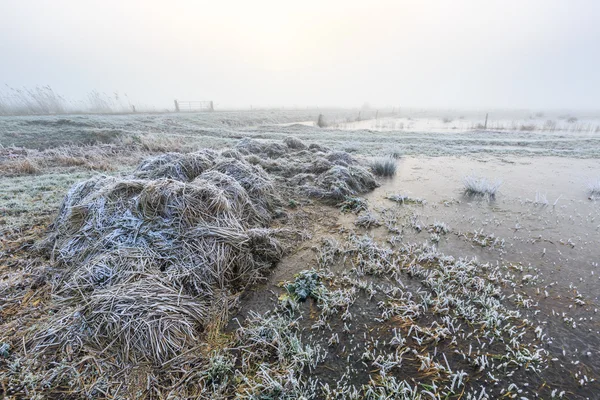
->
[[209, 101, 214, 111], [484, 113, 488, 129], [174, 100, 180, 112]]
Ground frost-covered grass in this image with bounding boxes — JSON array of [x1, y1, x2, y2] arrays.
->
[[386, 194, 426, 205], [355, 212, 381, 229], [463, 175, 502, 198], [338, 196, 369, 213], [535, 191, 549, 205], [2, 110, 600, 158], [370, 157, 397, 177], [388, 148, 402, 159], [588, 179, 600, 198], [0, 170, 99, 232]]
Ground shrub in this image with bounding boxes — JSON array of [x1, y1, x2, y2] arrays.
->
[[317, 114, 327, 128]]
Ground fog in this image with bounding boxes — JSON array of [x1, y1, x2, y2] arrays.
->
[[1, 0, 599, 110]]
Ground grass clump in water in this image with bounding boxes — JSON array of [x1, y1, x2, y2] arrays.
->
[[588, 179, 600, 199], [463, 175, 501, 198], [370, 157, 397, 177], [386, 193, 426, 205]]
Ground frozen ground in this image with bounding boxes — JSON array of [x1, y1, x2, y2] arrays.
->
[[1, 109, 600, 398], [1, 109, 599, 157]]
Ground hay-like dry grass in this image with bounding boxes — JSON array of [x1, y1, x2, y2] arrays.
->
[[33, 148, 284, 365], [23, 138, 376, 370], [236, 137, 379, 201], [10, 158, 41, 174], [0, 137, 383, 398]]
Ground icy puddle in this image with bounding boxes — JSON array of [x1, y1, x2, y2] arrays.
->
[[360, 155, 600, 298], [229, 155, 600, 398]]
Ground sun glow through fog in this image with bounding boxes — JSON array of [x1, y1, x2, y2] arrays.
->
[[1, 0, 599, 109]]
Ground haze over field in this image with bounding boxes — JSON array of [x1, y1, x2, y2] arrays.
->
[[1, 0, 600, 110], [4, 2, 600, 398]]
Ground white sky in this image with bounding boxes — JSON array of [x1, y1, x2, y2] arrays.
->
[[1, 0, 599, 109]]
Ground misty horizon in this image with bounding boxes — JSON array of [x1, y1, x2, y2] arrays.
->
[[2, 0, 600, 111]]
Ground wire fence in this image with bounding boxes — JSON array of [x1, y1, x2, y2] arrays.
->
[[174, 100, 214, 112]]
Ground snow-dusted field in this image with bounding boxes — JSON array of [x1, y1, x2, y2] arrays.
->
[[1, 109, 600, 398]]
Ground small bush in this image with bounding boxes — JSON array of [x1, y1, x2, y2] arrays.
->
[[317, 114, 327, 128], [370, 157, 397, 177]]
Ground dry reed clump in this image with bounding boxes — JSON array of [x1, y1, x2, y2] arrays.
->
[[136, 132, 189, 152], [236, 138, 378, 201], [7, 158, 41, 174], [33, 149, 284, 365]]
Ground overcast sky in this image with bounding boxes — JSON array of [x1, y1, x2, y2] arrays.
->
[[1, 0, 599, 110]]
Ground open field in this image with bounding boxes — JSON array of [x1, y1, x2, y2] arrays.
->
[[1, 110, 600, 399]]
